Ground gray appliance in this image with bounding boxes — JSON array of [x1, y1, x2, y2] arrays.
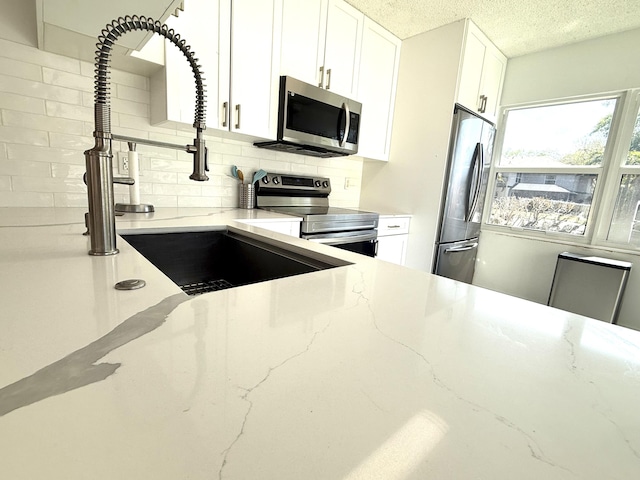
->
[[548, 252, 632, 324], [254, 76, 362, 158], [255, 172, 379, 257], [432, 104, 496, 283]]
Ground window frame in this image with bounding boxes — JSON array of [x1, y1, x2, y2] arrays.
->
[[483, 91, 636, 250]]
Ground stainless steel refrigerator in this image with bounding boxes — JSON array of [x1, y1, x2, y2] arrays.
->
[[432, 104, 496, 284]]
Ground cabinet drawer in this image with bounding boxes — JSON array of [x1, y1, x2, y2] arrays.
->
[[378, 216, 410, 235]]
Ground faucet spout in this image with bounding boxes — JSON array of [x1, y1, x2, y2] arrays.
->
[[85, 15, 208, 255]]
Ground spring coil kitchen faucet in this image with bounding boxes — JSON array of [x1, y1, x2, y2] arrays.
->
[[85, 15, 208, 255]]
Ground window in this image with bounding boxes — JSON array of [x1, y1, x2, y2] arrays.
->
[[487, 98, 618, 237], [607, 108, 640, 246]]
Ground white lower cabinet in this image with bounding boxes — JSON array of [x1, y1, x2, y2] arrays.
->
[[376, 215, 410, 265]]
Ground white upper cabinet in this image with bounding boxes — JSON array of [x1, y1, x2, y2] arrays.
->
[[229, 0, 282, 139], [279, 0, 328, 87], [152, 0, 281, 140], [322, 0, 364, 97], [153, 0, 223, 129], [457, 21, 507, 121], [280, 0, 363, 98], [356, 18, 401, 161]]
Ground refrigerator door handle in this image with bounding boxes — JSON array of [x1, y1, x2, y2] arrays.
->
[[469, 143, 484, 219], [444, 242, 479, 253], [465, 143, 482, 222]]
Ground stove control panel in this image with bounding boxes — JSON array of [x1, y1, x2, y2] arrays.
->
[[256, 172, 332, 195]]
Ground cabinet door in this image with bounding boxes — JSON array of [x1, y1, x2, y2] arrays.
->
[[356, 18, 401, 161], [280, 0, 328, 87], [229, 0, 281, 138], [152, 0, 226, 131], [457, 21, 506, 122], [457, 28, 486, 113], [376, 234, 408, 265], [478, 47, 506, 120], [322, 0, 363, 97]]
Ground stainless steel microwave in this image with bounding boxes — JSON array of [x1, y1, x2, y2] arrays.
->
[[254, 76, 362, 158]]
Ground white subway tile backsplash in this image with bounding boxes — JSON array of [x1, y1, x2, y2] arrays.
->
[[0, 57, 42, 82], [0, 39, 80, 74], [43, 67, 93, 92], [116, 84, 150, 104], [2, 110, 84, 135], [152, 183, 202, 196], [51, 163, 86, 178], [53, 192, 88, 208], [144, 170, 178, 184], [0, 92, 46, 114], [12, 176, 85, 193], [0, 191, 54, 207], [45, 101, 94, 123], [49, 132, 93, 150], [0, 159, 50, 177], [0, 126, 49, 146], [0, 74, 81, 105], [8, 145, 84, 165], [0, 38, 363, 209], [111, 97, 149, 117], [178, 196, 222, 208], [110, 70, 149, 91]]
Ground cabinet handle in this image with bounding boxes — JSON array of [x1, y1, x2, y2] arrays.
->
[[318, 66, 324, 87], [478, 95, 487, 113], [222, 101, 228, 127], [235, 104, 241, 129], [326, 68, 332, 90]]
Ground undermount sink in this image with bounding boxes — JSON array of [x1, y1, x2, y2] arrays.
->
[[121, 228, 350, 295]]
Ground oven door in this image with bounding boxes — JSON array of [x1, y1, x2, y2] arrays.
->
[[302, 230, 378, 258]]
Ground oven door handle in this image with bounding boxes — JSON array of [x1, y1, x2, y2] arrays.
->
[[304, 231, 377, 246]]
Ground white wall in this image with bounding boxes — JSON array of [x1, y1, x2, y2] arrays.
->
[[359, 20, 466, 271], [475, 27, 640, 331], [0, 38, 363, 209]]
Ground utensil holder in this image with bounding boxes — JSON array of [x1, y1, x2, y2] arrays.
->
[[239, 183, 255, 209]]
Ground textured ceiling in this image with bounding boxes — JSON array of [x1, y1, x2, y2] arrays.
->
[[346, 0, 640, 58]]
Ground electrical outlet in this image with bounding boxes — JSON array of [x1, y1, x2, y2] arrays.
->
[[344, 177, 359, 189], [117, 152, 129, 174]]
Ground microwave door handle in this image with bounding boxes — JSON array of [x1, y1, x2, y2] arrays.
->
[[339, 102, 350, 147]]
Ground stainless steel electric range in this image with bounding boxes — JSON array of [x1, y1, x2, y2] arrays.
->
[[255, 172, 379, 257]]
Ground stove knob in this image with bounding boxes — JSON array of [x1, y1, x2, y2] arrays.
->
[[315, 180, 321, 187], [262, 176, 269, 184], [322, 181, 329, 188], [273, 177, 280, 185]]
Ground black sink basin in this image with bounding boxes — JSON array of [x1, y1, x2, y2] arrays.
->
[[121, 229, 349, 295]]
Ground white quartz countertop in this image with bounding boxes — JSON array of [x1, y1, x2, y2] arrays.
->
[[1, 207, 639, 479]]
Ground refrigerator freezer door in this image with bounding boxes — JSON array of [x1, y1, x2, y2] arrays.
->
[[439, 107, 492, 244], [434, 239, 479, 284]]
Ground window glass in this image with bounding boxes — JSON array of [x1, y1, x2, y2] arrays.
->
[[607, 174, 640, 245], [499, 99, 617, 167], [488, 173, 597, 235], [624, 111, 640, 165]]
